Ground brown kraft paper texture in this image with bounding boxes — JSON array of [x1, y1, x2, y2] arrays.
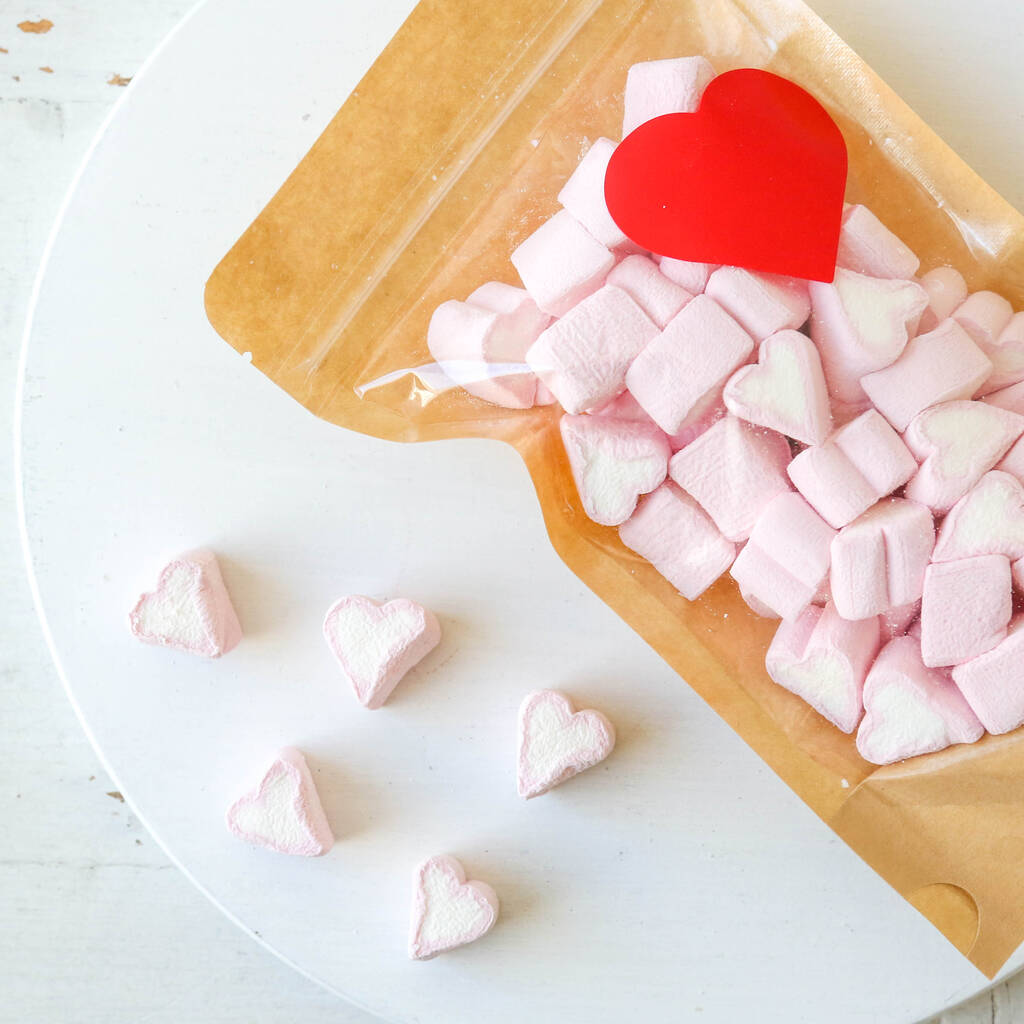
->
[[204, 0, 1024, 976]]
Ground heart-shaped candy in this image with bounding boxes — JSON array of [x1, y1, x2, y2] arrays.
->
[[933, 471, 1024, 563], [723, 329, 832, 445], [128, 549, 241, 658], [765, 602, 880, 733], [560, 413, 670, 526], [856, 637, 984, 765], [809, 268, 928, 404], [225, 748, 334, 856], [605, 69, 847, 281], [408, 855, 499, 960], [517, 690, 616, 799], [323, 595, 441, 709], [903, 400, 1024, 512]]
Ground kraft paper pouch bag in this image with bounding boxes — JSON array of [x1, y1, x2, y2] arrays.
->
[[205, 0, 1024, 976]]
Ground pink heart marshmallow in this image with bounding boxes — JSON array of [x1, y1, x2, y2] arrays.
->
[[517, 689, 616, 798], [225, 748, 334, 856], [856, 637, 984, 765], [128, 549, 241, 658], [408, 855, 499, 960], [723, 329, 832, 446], [323, 595, 441, 709], [560, 413, 670, 526]]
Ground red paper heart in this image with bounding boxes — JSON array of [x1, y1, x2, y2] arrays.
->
[[605, 69, 847, 282]]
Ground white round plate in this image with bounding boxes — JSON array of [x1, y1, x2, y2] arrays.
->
[[17, 1, 1023, 1021]]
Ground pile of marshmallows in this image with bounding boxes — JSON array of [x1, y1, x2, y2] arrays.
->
[[427, 55, 1024, 768], [128, 551, 615, 959]]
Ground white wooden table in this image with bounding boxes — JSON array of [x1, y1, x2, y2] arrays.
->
[[2, 2, 1022, 1021]]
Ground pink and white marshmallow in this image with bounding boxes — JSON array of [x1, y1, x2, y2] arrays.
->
[[856, 637, 984, 765], [808, 268, 928, 404], [323, 595, 441, 709], [829, 499, 934, 620], [722, 329, 832, 445], [517, 689, 616, 798], [557, 137, 633, 250], [527, 285, 658, 414], [129, 549, 241, 658], [903, 400, 1024, 512], [729, 492, 836, 621], [704, 268, 810, 341], [860, 318, 993, 431], [835, 204, 920, 280], [787, 409, 917, 529], [625, 293, 753, 435], [916, 266, 969, 335], [225, 748, 334, 856], [606, 254, 694, 328], [560, 413, 670, 526], [621, 55, 715, 137], [765, 602, 880, 733], [658, 256, 718, 294], [619, 482, 735, 600], [668, 415, 791, 542], [952, 615, 1024, 734], [427, 284, 550, 408], [919, 555, 1012, 667], [408, 855, 499, 960], [932, 471, 1024, 564], [511, 209, 614, 317]]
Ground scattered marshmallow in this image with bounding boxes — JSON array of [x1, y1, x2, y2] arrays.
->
[[835, 204, 920, 280], [626, 293, 753, 434], [704, 268, 811, 340], [323, 596, 441, 709], [829, 499, 934, 620], [527, 285, 658, 414], [856, 637, 984, 765], [606, 254, 694, 328], [517, 689, 616, 798], [225, 748, 334, 856], [932, 471, 1024, 564], [619, 482, 735, 600], [669, 415, 791, 541], [765, 602, 880, 733], [408, 855, 499, 960], [621, 55, 715, 137], [916, 266, 968, 335], [560, 413, 670, 526], [557, 137, 633, 250], [511, 209, 615, 316], [428, 285, 550, 408], [787, 409, 916, 528], [808, 268, 927, 403], [952, 615, 1024, 734], [658, 256, 718, 294], [903, 400, 1024, 512], [729, 492, 836, 620], [919, 555, 1012, 667], [722, 329, 831, 445], [129, 549, 241, 658], [977, 311, 1024, 395], [860, 318, 993, 431]]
